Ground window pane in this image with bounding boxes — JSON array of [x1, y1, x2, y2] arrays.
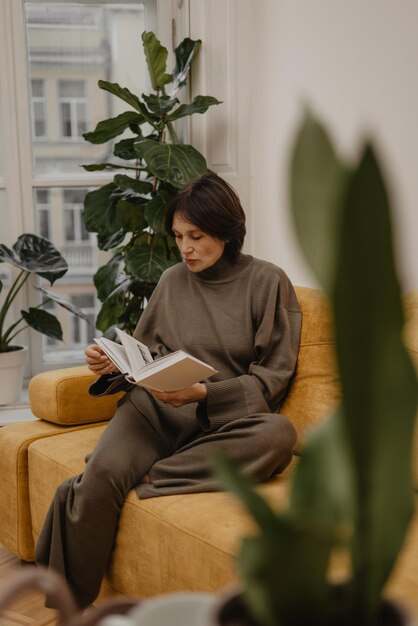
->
[[58, 80, 85, 98], [26, 2, 150, 176], [0, 90, 4, 180]]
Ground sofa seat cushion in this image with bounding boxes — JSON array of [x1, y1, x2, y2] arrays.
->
[[29, 365, 124, 426], [28, 425, 294, 599], [0, 420, 105, 561]]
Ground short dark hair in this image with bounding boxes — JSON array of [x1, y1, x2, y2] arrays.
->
[[165, 173, 246, 263]]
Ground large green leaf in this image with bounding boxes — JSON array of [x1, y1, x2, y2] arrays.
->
[[94, 254, 124, 302], [134, 139, 207, 189], [142, 94, 179, 116], [168, 95, 222, 122], [144, 187, 176, 233], [83, 183, 121, 235], [289, 111, 347, 295], [117, 199, 147, 233], [113, 174, 153, 196], [332, 145, 418, 619], [21, 308, 63, 340], [141, 31, 172, 91], [96, 294, 126, 332], [0, 234, 68, 284], [171, 38, 202, 95], [81, 163, 139, 172], [98, 80, 143, 113], [36, 287, 91, 324], [114, 138, 138, 161], [83, 111, 143, 144], [125, 237, 173, 283]]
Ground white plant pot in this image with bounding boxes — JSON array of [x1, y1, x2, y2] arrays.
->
[[0, 346, 28, 405]]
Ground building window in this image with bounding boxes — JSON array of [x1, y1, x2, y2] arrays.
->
[[63, 188, 90, 243], [35, 188, 51, 239], [31, 79, 47, 138], [58, 80, 87, 139], [71, 294, 96, 347]]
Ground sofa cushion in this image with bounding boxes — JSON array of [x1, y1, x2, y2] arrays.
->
[[29, 365, 124, 425], [0, 420, 104, 561], [28, 426, 294, 599], [282, 287, 340, 451]]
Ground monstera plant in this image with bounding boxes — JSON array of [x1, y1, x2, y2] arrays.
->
[[82, 31, 221, 335], [0, 234, 89, 352], [214, 110, 418, 626], [0, 234, 89, 404]]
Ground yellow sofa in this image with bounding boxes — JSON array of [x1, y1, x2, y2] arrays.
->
[[1, 287, 418, 613]]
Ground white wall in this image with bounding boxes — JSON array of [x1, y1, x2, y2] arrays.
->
[[250, 0, 418, 291]]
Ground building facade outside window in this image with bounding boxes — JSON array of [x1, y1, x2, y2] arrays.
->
[[0, 0, 164, 375]]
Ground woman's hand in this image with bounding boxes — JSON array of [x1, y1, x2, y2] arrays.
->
[[149, 383, 207, 408], [84, 344, 119, 375]]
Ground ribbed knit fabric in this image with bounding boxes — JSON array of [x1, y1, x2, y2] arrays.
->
[[36, 253, 302, 609]]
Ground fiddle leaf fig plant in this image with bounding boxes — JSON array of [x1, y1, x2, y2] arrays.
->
[[0, 234, 90, 352], [82, 31, 221, 335], [214, 110, 418, 626]]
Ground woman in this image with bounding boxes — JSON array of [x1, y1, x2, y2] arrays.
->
[[36, 173, 301, 609]]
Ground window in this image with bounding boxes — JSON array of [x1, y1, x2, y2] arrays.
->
[[71, 294, 96, 347], [35, 188, 51, 238], [0, 0, 165, 376], [58, 80, 87, 139], [31, 78, 47, 138], [63, 188, 90, 243]]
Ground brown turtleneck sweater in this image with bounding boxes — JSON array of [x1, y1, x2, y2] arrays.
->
[[91, 254, 301, 431]]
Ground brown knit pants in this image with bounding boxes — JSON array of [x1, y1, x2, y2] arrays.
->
[[35, 388, 296, 609]]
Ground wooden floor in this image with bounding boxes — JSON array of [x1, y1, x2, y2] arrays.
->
[[0, 546, 57, 626]]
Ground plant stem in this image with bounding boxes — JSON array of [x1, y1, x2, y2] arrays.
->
[[0, 270, 30, 347], [7, 324, 29, 345]]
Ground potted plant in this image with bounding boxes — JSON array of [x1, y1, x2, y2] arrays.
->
[[0, 233, 90, 404], [214, 110, 418, 626], [82, 31, 221, 336]]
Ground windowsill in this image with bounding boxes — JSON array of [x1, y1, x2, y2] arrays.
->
[[0, 385, 37, 425]]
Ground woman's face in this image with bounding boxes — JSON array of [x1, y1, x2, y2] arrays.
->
[[172, 213, 226, 273]]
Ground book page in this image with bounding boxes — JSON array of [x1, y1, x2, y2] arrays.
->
[[93, 337, 130, 373], [115, 328, 153, 372]]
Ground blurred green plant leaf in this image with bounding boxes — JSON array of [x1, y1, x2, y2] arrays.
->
[[332, 144, 418, 617], [289, 111, 347, 294]]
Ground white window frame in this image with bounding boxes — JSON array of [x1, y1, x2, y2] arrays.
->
[[0, 0, 178, 377]]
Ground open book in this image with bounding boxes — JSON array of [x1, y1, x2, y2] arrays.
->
[[94, 328, 217, 392]]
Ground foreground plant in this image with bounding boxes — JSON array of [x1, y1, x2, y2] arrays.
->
[[82, 31, 221, 335], [214, 110, 418, 626], [0, 234, 89, 352]]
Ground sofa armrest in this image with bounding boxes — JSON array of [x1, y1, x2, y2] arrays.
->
[[29, 365, 124, 426]]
